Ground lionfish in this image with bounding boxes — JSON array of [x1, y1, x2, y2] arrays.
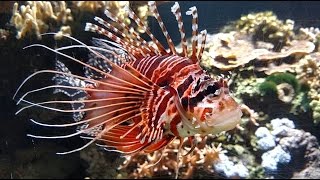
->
[[14, 1, 242, 177]]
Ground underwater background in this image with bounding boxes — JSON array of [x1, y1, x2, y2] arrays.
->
[[1, 1, 320, 179]]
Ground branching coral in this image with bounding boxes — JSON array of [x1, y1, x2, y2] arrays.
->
[[10, 1, 150, 40], [297, 27, 320, 51], [117, 135, 248, 179], [223, 11, 295, 49], [72, 1, 109, 13], [10, 1, 73, 40]]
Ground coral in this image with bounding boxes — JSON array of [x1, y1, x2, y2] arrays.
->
[[201, 32, 314, 71], [255, 127, 276, 151], [259, 80, 278, 97], [255, 118, 320, 178], [224, 11, 295, 48], [297, 27, 320, 51], [201, 11, 316, 73], [257, 40, 314, 60], [265, 72, 300, 91], [259, 72, 300, 103], [275, 83, 295, 103], [10, 1, 150, 40], [201, 32, 269, 70], [295, 53, 320, 124], [71, 1, 109, 13], [261, 145, 291, 172], [117, 135, 249, 179], [269, 118, 295, 136], [256, 62, 298, 75], [232, 75, 265, 100], [213, 153, 249, 178], [10, 1, 73, 40], [292, 141, 320, 179], [310, 100, 320, 123]]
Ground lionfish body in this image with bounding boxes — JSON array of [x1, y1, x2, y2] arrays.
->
[[15, 1, 242, 157]]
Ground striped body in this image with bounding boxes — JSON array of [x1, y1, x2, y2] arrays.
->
[[130, 54, 201, 135], [14, 1, 242, 163]]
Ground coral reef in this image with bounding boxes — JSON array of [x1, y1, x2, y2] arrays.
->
[[117, 135, 249, 179], [259, 72, 300, 103], [114, 9, 320, 179], [9, 1, 150, 40], [200, 31, 314, 71], [255, 118, 319, 178], [213, 153, 249, 178], [261, 145, 291, 172], [297, 27, 320, 51], [10, 1, 73, 40], [295, 53, 320, 124], [4, 2, 320, 179], [72, 1, 150, 34], [223, 11, 295, 49]]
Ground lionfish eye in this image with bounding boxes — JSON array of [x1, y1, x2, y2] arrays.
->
[[202, 84, 220, 97], [190, 83, 220, 106]]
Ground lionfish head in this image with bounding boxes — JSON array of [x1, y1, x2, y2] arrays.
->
[[178, 75, 242, 137]]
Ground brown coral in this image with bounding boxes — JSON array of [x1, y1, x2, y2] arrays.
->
[[276, 82, 295, 103], [201, 32, 314, 71]]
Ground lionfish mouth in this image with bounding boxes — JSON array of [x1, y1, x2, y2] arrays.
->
[[207, 107, 242, 132], [205, 94, 243, 132]]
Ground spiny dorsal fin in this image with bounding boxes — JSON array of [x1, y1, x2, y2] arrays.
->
[[186, 6, 199, 61], [148, 1, 177, 54], [104, 9, 157, 56], [171, 2, 188, 57], [125, 5, 168, 55], [198, 29, 207, 60], [85, 2, 207, 64]]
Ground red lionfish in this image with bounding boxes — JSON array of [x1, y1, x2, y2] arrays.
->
[[14, 1, 242, 175]]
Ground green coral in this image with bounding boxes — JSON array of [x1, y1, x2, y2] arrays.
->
[[259, 72, 300, 97], [265, 72, 300, 91], [259, 81, 278, 97], [291, 91, 311, 115]]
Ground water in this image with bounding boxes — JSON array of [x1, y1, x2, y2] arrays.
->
[[1, 1, 320, 179]]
